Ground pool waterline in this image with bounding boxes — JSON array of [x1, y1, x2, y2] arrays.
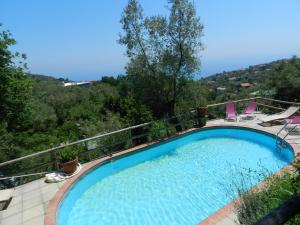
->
[[55, 127, 295, 225]]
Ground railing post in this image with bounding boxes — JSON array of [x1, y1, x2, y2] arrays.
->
[[128, 129, 133, 148], [50, 150, 59, 171], [179, 114, 185, 130], [83, 141, 91, 162], [164, 119, 169, 137]]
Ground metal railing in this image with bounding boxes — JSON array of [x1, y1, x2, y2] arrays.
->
[[0, 96, 299, 188]]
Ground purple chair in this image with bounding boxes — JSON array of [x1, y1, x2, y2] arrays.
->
[[282, 115, 300, 136], [244, 101, 257, 115], [286, 115, 300, 125], [240, 101, 257, 120], [226, 101, 237, 121]]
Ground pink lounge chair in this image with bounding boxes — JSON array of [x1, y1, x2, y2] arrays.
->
[[226, 101, 237, 121], [281, 115, 300, 136], [240, 101, 257, 120], [286, 115, 300, 125], [244, 101, 257, 114]]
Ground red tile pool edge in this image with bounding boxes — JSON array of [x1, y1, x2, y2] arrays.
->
[[45, 125, 300, 225], [197, 201, 236, 225]]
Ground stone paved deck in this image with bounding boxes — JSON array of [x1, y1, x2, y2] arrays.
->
[[0, 179, 65, 225], [1, 113, 299, 225]]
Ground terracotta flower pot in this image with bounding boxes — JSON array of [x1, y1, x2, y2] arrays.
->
[[61, 157, 78, 174]]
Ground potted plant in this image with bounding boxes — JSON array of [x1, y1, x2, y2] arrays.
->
[[195, 97, 208, 127], [58, 146, 79, 174]]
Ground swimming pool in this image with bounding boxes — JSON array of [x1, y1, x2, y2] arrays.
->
[[57, 127, 294, 225]]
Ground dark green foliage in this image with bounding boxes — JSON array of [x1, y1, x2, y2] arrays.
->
[[265, 56, 300, 102], [202, 57, 300, 104], [148, 121, 170, 140], [106, 94, 153, 125], [0, 24, 32, 132], [101, 76, 120, 86], [58, 146, 79, 163], [175, 81, 208, 113]]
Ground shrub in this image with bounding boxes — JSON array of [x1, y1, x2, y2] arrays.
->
[[58, 146, 79, 163], [234, 154, 300, 225], [148, 121, 168, 141]]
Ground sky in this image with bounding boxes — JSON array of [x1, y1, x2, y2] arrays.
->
[[0, 0, 300, 81]]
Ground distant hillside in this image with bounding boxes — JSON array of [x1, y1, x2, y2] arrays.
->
[[27, 73, 106, 88], [202, 58, 287, 88], [201, 57, 300, 100], [27, 74, 63, 85]]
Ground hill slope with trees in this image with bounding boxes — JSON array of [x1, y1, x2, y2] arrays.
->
[[202, 57, 300, 103]]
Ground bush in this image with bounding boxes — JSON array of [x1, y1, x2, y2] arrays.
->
[[148, 121, 169, 141], [58, 146, 79, 163], [234, 154, 300, 225]]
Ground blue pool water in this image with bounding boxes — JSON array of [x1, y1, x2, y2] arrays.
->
[[58, 128, 294, 225]]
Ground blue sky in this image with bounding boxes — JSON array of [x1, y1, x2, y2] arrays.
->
[[1, 0, 299, 81]]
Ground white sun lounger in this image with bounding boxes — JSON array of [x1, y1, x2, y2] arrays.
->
[[259, 106, 299, 123], [0, 188, 13, 210]]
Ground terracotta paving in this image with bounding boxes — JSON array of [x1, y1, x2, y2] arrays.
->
[[1, 113, 300, 225]]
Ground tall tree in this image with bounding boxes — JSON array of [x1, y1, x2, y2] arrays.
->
[[119, 0, 203, 117], [0, 24, 31, 131]]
